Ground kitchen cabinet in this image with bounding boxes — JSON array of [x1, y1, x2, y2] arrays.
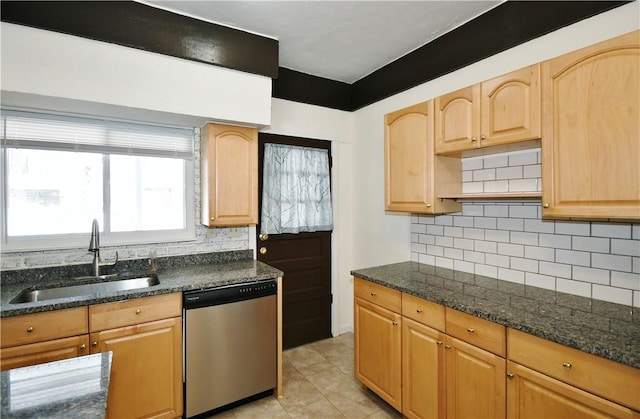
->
[[435, 64, 541, 155], [0, 307, 89, 371], [541, 30, 640, 219], [354, 278, 402, 410], [444, 307, 506, 419], [508, 328, 640, 414], [200, 123, 258, 227], [384, 101, 461, 214], [89, 293, 182, 419]]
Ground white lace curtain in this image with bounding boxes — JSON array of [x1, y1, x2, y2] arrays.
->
[[260, 143, 333, 234]]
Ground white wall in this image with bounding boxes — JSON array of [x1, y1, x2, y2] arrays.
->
[[0, 22, 272, 127]]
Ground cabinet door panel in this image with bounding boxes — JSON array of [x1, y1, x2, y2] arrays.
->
[[91, 317, 182, 419], [542, 30, 640, 219], [1, 335, 89, 371], [507, 362, 638, 419], [354, 297, 402, 410], [402, 318, 446, 419], [481, 64, 541, 147], [446, 336, 506, 419], [435, 85, 481, 154]]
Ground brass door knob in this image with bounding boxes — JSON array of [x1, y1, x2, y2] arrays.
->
[[259, 234, 269, 241], [259, 247, 267, 255]]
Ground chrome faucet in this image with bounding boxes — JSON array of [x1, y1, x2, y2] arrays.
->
[[88, 219, 118, 277]]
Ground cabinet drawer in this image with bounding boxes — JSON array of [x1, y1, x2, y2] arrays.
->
[[401, 293, 445, 331], [445, 308, 506, 357], [89, 293, 181, 332], [354, 277, 401, 313], [508, 328, 640, 411], [1, 307, 88, 348]]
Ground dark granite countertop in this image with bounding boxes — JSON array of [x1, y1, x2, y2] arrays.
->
[[351, 261, 639, 369], [1, 251, 283, 318], [1, 351, 112, 419]]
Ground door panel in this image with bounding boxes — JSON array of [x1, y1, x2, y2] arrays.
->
[[257, 133, 332, 349]]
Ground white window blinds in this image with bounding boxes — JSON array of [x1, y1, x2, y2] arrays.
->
[[1, 110, 194, 159]]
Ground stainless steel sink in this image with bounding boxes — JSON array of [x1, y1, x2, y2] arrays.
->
[[9, 274, 160, 304]]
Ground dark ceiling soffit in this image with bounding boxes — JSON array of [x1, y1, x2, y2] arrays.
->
[[0, 1, 279, 79], [273, 68, 352, 112], [350, 0, 630, 111]]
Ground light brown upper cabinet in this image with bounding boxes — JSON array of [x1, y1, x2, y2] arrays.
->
[[384, 101, 461, 214], [541, 30, 640, 220], [201, 123, 258, 227], [435, 64, 541, 155]]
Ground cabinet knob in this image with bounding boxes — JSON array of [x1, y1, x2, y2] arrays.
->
[[80, 344, 86, 350], [210, 217, 215, 222], [92, 341, 98, 347], [543, 203, 549, 208], [370, 291, 377, 296], [562, 362, 572, 369], [444, 344, 452, 350], [26, 326, 34, 333], [436, 341, 443, 346], [467, 328, 475, 333], [471, 136, 477, 142], [507, 373, 515, 379], [135, 309, 142, 315], [392, 321, 399, 326], [426, 203, 432, 208], [416, 308, 423, 313], [480, 135, 487, 141]]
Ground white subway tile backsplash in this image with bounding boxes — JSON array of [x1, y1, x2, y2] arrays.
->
[[633, 225, 640, 240], [497, 218, 524, 231], [572, 266, 610, 285], [509, 205, 538, 219], [419, 253, 435, 265], [484, 180, 510, 193], [486, 253, 510, 268], [435, 257, 454, 269], [475, 217, 497, 229], [454, 260, 475, 274], [540, 261, 572, 279], [464, 250, 485, 264], [454, 238, 475, 250], [462, 158, 483, 171], [463, 228, 485, 240], [539, 233, 572, 249], [557, 278, 591, 298], [485, 229, 510, 243], [462, 204, 484, 217], [436, 215, 454, 226], [511, 257, 538, 273], [592, 253, 632, 272], [444, 247, 464, 260], [485, 205, 509, 217], [427, 225, 444, 236], [572, 237, 609, 254], [592, 284, 633, 306], [444, 226, 464, 238], [427, 245, 445, 257], [524, 219, 555, 234], [462, 171, 473, 182], [476, 264, 498, 278], [475, 240, 498, 254], [634, 257, 640, 274], [509, 178, 538, 192], [508, 150, 538, 166], [453, 216, 475, 228], [591, 223, 632, 239], [510, 232, 538, 246], [411, 243, 427, 253], [496, 166, 522, 180], [556, 249, 591, 267], [523, 164, 541, 178], [419, 234, 435, 245], [555, 221, 591, 236], [498, 243, 524, 257], [611, 271, 640, 290], [498, 267, 525, 284], [462, 182, 484, 194], [436, 236, 454, 248], [411, 223, 427, 234], [418, 215, 435, 225], [484, 154, 509, 168], [524, 245, 555, 262], [474, 168, 497, 181], [634, 291, 640, 308], [611, 239, 640, 257], [525, 273, 556, 290]]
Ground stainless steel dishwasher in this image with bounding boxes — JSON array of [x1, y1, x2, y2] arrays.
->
[[183, 279, 277, 418]]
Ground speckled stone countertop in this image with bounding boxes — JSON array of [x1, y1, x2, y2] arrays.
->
[[1, 250, 283, 318], [351, 261, 639, 369], [1, 351, 112, 418]]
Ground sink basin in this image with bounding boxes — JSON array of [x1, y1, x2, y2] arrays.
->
[[9, 274, 160, 304]]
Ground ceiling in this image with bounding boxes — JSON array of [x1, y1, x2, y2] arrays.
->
[[142, 1, 502, 84]]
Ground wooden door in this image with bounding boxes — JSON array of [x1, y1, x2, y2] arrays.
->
[[354, 297, 402, 411], [481, 64, 541, 147], [402, 318, 446, 419], [435, 84, 481, 154], [91, 317, 182, 419], [257, 133, 332, 349], [1, 335, 89, 371], [201, 123, 258, 227], [541, 30, 640, 219], [445, 335, 506, 419], [507, 361, 637, 419]]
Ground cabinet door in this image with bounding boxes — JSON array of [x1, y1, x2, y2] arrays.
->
[[0, 335, 89, 371], [481, 64, 541, 147], [445, 336, 506, 419], [91, 317, 182, 419], [201, 123, 258, 226], [402, 318, 446, 419], [507, 361, 638, 419], [354, 297, 402, 411], [541, 30, 640, 219], [435, 85, 481, 154]]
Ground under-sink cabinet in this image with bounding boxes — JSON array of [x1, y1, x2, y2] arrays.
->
[[435, 64, 541, 156], [200, 123, 258, 227], [0, 307, 89, 371], [90, 293, 183, 419], [353, 277, 640, 418]]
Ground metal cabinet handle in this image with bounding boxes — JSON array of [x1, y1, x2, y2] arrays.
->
[[563, 362, 572, 369], [507, 373, 515, 379], [467, 328, 475, 333], [26, 326, 34, 333], [416, 308, 423, 313]]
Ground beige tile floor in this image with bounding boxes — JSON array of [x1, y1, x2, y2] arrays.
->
[[211, 333, 402, 419]]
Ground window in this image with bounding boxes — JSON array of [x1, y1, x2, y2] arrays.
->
[[1, 110, 195, 251]]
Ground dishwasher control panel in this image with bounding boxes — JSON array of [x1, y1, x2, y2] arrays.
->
[[183, 279, 277, 309]]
